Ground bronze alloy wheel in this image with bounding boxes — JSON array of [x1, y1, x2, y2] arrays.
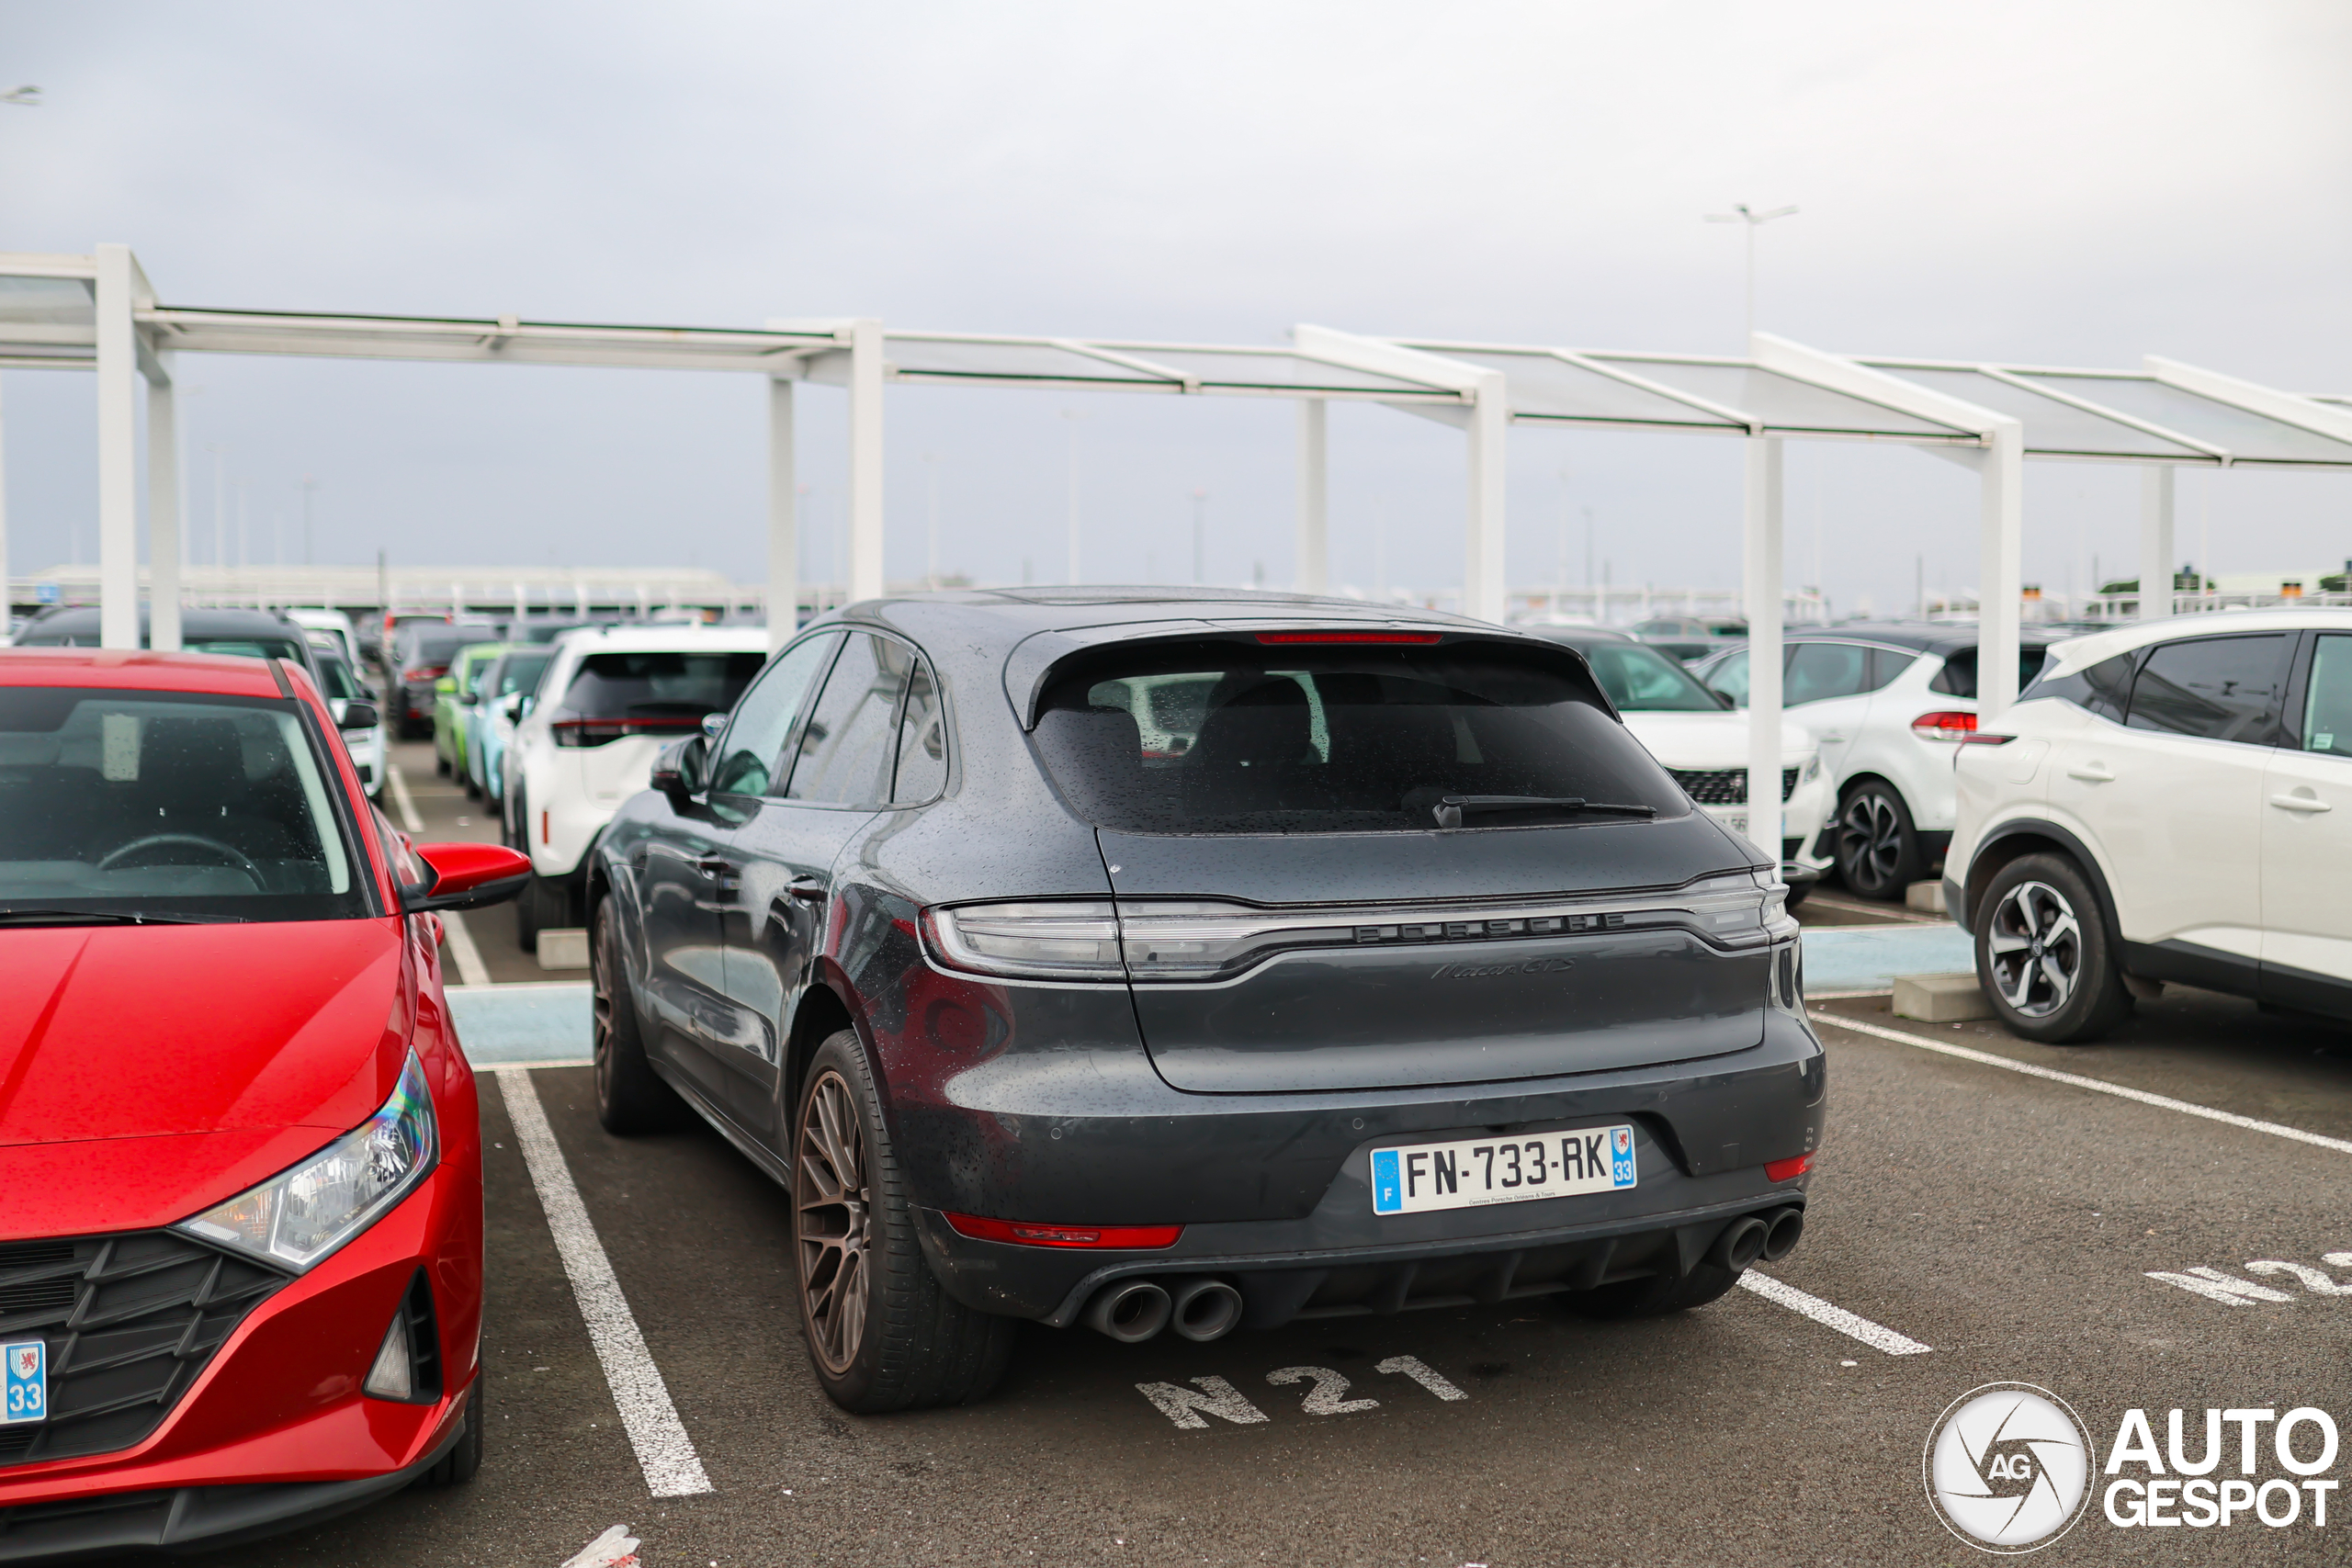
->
[[796, 1069, 873, 1376]]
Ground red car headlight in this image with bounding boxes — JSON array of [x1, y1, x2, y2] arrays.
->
[[178, 1053, 439, 1272]]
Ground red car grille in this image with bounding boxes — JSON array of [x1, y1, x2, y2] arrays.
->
[[0, 1232, 285, 1470]]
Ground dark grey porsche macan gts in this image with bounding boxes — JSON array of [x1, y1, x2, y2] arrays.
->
[[586, 588, 1824, 1411]]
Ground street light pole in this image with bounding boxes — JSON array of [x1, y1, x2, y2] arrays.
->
[[1703, 203, 1799, 342]]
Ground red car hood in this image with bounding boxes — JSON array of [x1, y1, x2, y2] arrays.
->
[[0, 920, 410, 1148]]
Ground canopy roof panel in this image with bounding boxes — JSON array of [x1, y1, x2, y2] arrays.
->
[[1401, 346, 1744, 432], [1866, 364, 2211, 461], [1586, 355, 1974, 441], [2014, 372, 2352, 467], [6, 248, 2350, 468]]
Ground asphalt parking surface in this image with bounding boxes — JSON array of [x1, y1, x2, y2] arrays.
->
[[216, 745, 2352, 1565]]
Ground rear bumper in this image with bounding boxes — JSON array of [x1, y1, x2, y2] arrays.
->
[[919, 1186, 1810, 1329], [902, 1009, 1825, 1325]]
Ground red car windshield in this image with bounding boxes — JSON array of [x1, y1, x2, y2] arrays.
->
[[0, 687, 373, 924]]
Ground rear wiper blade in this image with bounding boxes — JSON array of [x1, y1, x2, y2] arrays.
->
[[0, 908, 247, 927], [1433, 795, 1657, 829]]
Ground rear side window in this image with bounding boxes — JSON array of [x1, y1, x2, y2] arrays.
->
[[2126, 633, 2289, 744], [893, 660, 949, 803], [1785, 643, 1871, 705], [1929, 647, 2052, 699], [2301, 635, 2352, 758], [555, 649, 766, 747], [786, 634, 913, 807], [497, 652, 553, 699], [1031, 640, 1689, 834], [2023, 651, 2136, 721]]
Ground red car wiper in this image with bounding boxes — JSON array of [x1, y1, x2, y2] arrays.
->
[[0, 908, 248, 926], [1432, 795, 1658, 829]]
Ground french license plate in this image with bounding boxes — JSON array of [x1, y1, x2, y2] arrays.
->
[[1713, 807, 1747, 834], [3, 1340, 44, 1426], [1371, 1125, 1637, 1216]]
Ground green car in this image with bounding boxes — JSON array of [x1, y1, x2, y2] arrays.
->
[[433, 642, 514, 783]]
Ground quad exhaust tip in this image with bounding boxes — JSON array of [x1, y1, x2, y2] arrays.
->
[[1761, 1205, 1804, 1262], [1082, 1280, 1172, 1343], [1709, 1215, 1770, 1273], [1168, 1278, 1243, 1343]]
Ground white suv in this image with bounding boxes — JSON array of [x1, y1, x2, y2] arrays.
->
[[1698, 626, 2055, 899], [503, 624, 772, 949], [1947, 608, 2352, 1042]]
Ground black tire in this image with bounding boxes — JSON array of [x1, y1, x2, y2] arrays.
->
[[502, 785, 524, 851], [415, 1376, 484, 1487], [1973, 852, 2133, 1043], [792, 1029, 1014, 1413], [1566, 1261, 1744, 1321], [592, 901, 684, 1134], [1834, 780, 1924, 901], [435, 749, 451, 777]]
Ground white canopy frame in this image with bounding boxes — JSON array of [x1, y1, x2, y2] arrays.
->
[[9, 243, 2352, 868]]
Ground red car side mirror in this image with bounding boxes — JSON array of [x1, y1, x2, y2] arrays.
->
[[401, 841, 533, 914]]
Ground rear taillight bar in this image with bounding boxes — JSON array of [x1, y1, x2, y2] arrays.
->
[[944, 1213, 1182, 1249], [1764, 1152, 1814, 1181], [551, 716, 704, 748]]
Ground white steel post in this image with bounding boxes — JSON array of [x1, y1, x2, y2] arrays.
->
[[1977, 423, 2027, 719], [1464, 370, 1508, 623], [146, 356, 182, 652], [766, 376, 797, 652], [2139, 466, 2176, 622], [846, 319, 885, 604], [95, 244, 141, 649], [1743, 438, 1785, 866], [1295, 400, 1328, 593]]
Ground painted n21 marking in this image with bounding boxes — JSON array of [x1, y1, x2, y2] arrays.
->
[[2147, 1249, 2352, 1308], [1137, 1354, 1468, 1430]]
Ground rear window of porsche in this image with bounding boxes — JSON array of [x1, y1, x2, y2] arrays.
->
[[1031, 639, 1690, 834]]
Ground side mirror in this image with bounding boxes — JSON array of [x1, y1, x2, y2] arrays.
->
[[339, 700, 380, 730], [434, 676, 457, 695], [400, 841, 532, 914], [458, 691, 478, 706], [501, 693, 525, 719], [651, 736, 708, 804]]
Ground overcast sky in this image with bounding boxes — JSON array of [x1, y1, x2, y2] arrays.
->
[[6, 0, 2350, 615]]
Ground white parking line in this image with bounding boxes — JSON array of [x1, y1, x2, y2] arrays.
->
[[385, 761, 425, 833], [1737, 1271, 1932, 1356], [440, 911, 492, 987], [1810, 1010, 2352, 1156], [494, 1067, 714, 1497]]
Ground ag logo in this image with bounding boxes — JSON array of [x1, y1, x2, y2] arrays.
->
[[1924, 1383, 2091, 1552]]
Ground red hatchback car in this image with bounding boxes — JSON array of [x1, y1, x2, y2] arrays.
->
[[0, 649, 527, 1559]]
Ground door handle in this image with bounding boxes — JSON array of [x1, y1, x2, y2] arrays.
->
[[1820, 731, 1849, 743], [694, 856, 741, 893], [2065, 763, 2115, 783], [2270, 793, 2333, 813], [786, 876, 827, 903]]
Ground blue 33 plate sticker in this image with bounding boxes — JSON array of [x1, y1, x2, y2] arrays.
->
[[4, 1340, 44, 1425]]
